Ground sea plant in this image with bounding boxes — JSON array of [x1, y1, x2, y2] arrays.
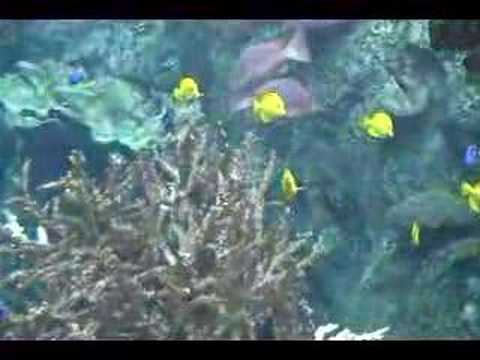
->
[[0, 121, 319, 339]]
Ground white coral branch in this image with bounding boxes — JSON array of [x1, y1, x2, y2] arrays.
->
[[314, 323, 390, 340]]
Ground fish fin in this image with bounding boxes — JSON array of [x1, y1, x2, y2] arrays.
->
[[230, 94, 253, 113], [253, 97, 268, 122], [469, 197, 480, 213], [282, 28, 312, 63], [410, 222, 421, 247], [285, 168, 302, 187], [358, 116, 368, 130], [259, 111, 270, 124], [366, 127, 380, 138], [461, 182, 473, 197], [253, 97, 260, 114]]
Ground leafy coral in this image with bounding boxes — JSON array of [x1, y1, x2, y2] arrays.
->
[[0, 59, 176, 152]]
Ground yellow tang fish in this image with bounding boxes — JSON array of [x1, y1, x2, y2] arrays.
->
[[253, 90, 287, 124], [281, 168, 301, 202], [461, 181, 480, 213], [410, 221, 421, 247], [173, 76, 203, 103], [359, 110, 394, 139]]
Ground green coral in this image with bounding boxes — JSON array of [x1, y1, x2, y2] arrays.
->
[[0, 60, 182, 151], [65, 77, 168, 150], [0, 61, 68, 127]]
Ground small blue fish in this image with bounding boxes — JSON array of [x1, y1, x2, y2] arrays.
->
[[162, 107, 175, 134], [0, 300, 10, 321], [68, 66, 87, 85], [464, 144, 480, 167]]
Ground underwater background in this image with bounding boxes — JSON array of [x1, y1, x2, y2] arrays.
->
[[0, 20, 480, 339]]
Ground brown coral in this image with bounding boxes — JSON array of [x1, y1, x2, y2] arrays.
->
[[0, 121, 318, 339]]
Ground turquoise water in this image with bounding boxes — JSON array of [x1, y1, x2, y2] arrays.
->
[[0, 20, 479, 339]]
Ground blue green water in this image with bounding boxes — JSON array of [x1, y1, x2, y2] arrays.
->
[[0, 20, 480, 339]]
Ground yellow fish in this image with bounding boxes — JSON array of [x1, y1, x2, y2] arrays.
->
[[461, 180, 480, 213], [253, 90, 287, 124], [410, 221, 421, 247], [281, 168, 301, 202], [359, 110, 394, 139], [173, 76, 202, 103]]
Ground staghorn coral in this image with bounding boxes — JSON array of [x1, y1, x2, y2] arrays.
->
[[0, 121, 318, 339]]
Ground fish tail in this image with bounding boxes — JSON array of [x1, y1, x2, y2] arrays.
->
[[259, 111, 271, 123], [253, 97, 261, 116], [358, 116, 368, 130], [410, 222, 420, 247], [173, 88, 182, 102], [282, 28, 311, 63], [461, 182, 473, 197]]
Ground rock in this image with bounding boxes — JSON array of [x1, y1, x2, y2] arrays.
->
[[464, 48, 480, 76], [430, 20, 480, 51], [229, 36, 290, 93], [378, 45, 447, 119], [385, 190, 474, 229]]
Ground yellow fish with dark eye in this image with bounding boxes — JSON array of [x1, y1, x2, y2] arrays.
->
[[461, 180, 480, 214], [281, 168, 302, 202], [173, 76, 203, 103], [359, 110, 394, 139], [410, 221, 421, 247], [253, 90, 287, 124]]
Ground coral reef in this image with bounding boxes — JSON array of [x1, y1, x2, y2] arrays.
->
[[0, 59, 174, 151], [0, 120, 319, 339], [2, 19, 480, 339]]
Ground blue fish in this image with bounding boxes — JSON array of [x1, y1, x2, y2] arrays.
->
[[464, 144, 480, 167], [162, 107, 175, 134], [0, 300, 10, 321], [68, 67, 87, 85]]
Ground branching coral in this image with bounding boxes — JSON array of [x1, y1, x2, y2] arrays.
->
[[0, 121, 318, 339]]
